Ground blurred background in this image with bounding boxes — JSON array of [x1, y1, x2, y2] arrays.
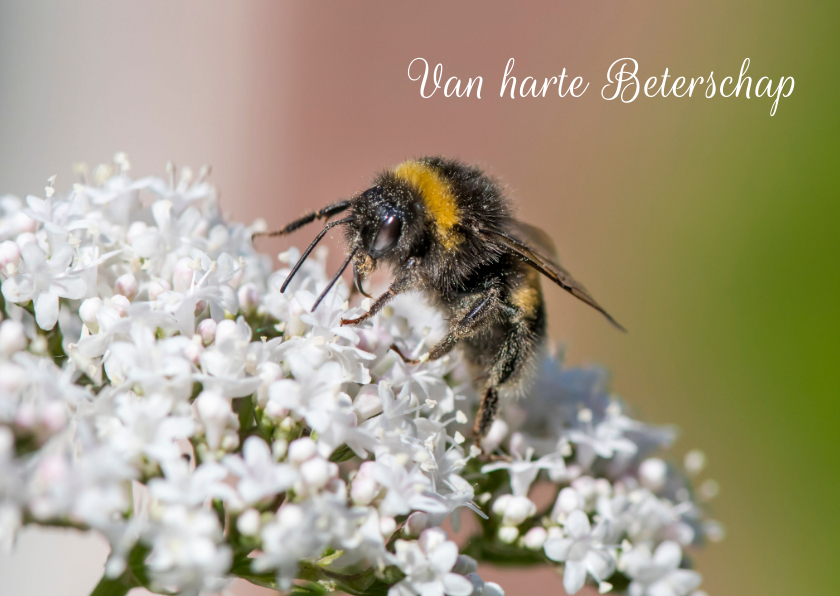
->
[[0, 1, 837, 595]]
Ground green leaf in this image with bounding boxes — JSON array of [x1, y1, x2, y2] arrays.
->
[[461, 539, 546, 567], [329, 444, 358, 463], [88, 544, 151, 596], [289, 581, 331, 596]]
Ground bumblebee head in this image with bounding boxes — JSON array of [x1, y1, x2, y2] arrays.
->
[[348, 181, 428, 267], [273, 170, 429, 311]]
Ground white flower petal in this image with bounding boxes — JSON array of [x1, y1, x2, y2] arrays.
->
[[428, 540, 459, 573], [565, 509, 591, 539], [49, 243, 74, 270], [544, 538, 574, 562], [563, 559, 588, 595], [442, 573, 474, 596], [653, 541, 682, 569], [1, 274, 35, 303], [52, 275, 87, 300], [585, 549, 615, 582], [34, 289, 60, 330]]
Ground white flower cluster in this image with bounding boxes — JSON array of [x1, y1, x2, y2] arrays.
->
[[0, 156, 721, 596]]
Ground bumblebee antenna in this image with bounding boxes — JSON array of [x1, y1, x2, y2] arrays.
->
[[252, 200, 352, 240], [280, 217, 353, 293], [312, 247, 358, 312]]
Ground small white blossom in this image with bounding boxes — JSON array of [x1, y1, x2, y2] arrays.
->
[[544, 510, 616, 594], [0, 159, 717, 596], [223, 436, 296, 506], [622, 541, 702, 596], [2, 242, 87, 329], [390, 528, 474, 596]]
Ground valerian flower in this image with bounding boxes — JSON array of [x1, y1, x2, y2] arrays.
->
[[622, 541, 702, 596], [0, 158, 720, 596], [1, 242, 87, 329], [390, 528, 474, 596], [544, 510, 615, 594]]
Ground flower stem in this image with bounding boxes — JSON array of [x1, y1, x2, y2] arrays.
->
[[88, 575, 133, 596], [88, 544, 150, 596]]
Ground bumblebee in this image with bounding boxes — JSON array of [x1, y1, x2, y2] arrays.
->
[[255, 157, 623, 438]]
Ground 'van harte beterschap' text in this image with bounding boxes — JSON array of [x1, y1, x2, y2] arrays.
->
[[407, 57, 795, 116]]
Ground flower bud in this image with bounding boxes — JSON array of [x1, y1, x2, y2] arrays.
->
[[197, 318, 217, 346], [184, 338, 203, 365], [379, 516, 396, 537], [508, 433, 527, 458], [214, 319, 238, 346], [237, 283, 260, 313], [403, 511, 430, 537], [300, 457, 334, 490], [492, 494, 512, 517], [465, 572, 484, 595], [114, 273, 138, 300], [572, 476, 597, 502], [452, 554, 478, 575], [523, 526, 547, 550], [256, 362, 282, 407], [79, 297, 103, 331], [350, 475, 379, 506], [40, 401, 67, 432], [0, 319, 27, 356], [0, 363, 26, 394], [272, 439, 288, 459], [353, 385, 382, 420], [286, 315, 306, 337], [501, 495, 536, 526], [0, 240, 20, 274], [220, 433, 240, 452], [288, 437, 317, 464], [481, 419, 508, 453], [15, 232, 36, 248], [10, 210, 35, 235], [277, 503, 304, 528], [497, 526, 519, 543], [109, 294, 130, 317], [264, 400, 288, 421], [684, 449, 706, 476], [147, 279, 171, 301], [236, 508, 261, 536], [700, 479, 720, 501], [554, 487, 584, 518], [125, 221, 147, 244], [639, 458, 668, 492]]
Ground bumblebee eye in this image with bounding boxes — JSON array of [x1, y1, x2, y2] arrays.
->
[[371, 214, 402, 256]]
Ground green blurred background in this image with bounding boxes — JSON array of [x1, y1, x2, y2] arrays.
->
[[0, 2, 837, 595]]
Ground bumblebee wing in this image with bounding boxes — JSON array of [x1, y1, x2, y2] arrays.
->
[[482, 226, 626, 332], [507, 220, 561, 263]]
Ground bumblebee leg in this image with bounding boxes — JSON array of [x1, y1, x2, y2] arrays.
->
[[340, 291, 391, 325], [252, 200, 351, 239], [340, 267, 416, 326], [389, 343, 420, 365], [473, 320, 535, 438], [422, 287, 502, 363], [473, 385, 500, 439]]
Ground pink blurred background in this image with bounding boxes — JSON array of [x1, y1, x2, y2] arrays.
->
[[2, 2, 837, 596]]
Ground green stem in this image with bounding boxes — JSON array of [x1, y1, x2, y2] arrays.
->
[[87, 544, 151, 596], [88, 575, 134, 596]]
